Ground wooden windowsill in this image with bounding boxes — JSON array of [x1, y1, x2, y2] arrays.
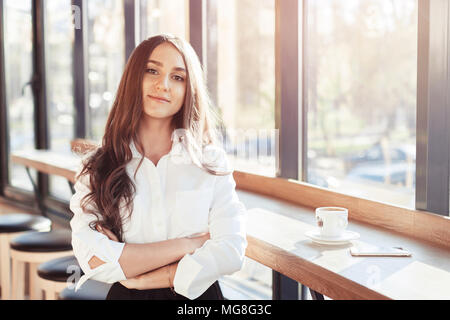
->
[[233, 171, 450, 250], [237, 189, 450, 299]]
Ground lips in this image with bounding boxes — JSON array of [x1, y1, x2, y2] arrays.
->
[[148, 95, 170, 103]]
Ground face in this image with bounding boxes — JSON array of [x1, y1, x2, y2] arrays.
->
[[142, 42, 187, 121]]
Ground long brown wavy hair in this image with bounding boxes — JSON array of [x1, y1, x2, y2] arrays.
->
[[77, 34, 229, 242]]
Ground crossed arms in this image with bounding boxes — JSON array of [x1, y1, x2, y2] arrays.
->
[[88, 225, 210, 290]]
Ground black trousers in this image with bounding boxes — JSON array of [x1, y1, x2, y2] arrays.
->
[[106, 280, 224, 300]]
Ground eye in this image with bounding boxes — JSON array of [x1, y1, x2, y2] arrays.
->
[[146, 68, 158, 75], [173, 75, 185, 82]]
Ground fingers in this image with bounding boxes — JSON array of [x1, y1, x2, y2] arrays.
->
[[96, 224, 119, 242], [120, 280, 130, 287], [120, 277, 139, 290], [104, 229, 119, 242], [119, 279, 132, 289], [186, 232, 210, 239], [96, 224, 105, 235]]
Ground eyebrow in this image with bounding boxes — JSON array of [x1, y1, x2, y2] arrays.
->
[[147, 60, 186, 73]]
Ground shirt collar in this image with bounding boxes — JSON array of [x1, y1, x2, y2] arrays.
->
[[129, 129, 230, 171]]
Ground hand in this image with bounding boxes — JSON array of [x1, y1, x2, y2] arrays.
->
[[120, 277, 140, 290], [96, 224, 119, 241], [185, 232, 210, 254], [120, 263, 178, 291]]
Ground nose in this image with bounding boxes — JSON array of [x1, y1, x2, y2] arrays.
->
[[156, 75, 170, 91]]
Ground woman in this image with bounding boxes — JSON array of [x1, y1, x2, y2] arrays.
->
[[70, 34, 248, 300]]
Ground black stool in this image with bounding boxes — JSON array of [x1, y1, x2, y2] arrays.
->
[[9, 229, 73, 299], [37, 255, 82, 300], [59, 279, 112, 300], [0, 213, 51, 300]]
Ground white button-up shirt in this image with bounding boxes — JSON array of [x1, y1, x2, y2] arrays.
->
[[69, 130, 248, 299]]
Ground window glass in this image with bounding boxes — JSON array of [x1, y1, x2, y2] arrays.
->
[[140, 0, 187, 41], [207, 0, 276, 299], [3, 0, 35, 191], [305, 0, 417, 208], [210, 0, 277, 177], [87, 0, 125, 141], [45, 0, 75, 201]]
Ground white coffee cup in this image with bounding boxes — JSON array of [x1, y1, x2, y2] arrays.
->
[[315, 207, 348, 238]]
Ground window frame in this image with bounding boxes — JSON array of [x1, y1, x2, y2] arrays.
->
[[416, 0, 450, 215], [124, 0, 137, 61], [73, 0, 88, 140], [0, 0, 8, 197], [189, 0, 205, 63], [273, 0, 301, 300]]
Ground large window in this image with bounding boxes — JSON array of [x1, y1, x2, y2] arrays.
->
[[206, 0, 276, 300], [45, 0, 75, 201], [1, 0, 447, 301], [305, 0, 418, 208], [3, 0, 35, 191], [87, 0, 125, 142], [210, 0, 277, 178], [140, 0, 187, 41]]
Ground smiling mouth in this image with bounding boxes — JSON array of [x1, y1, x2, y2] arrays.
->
[[148, 95, 170, 103]]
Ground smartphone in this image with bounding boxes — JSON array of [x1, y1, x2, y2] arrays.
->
[[350, 245, 412, 257]]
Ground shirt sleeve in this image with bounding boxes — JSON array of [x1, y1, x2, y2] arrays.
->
[[69, 165, 127, 291], [173, 148, 248, 299]]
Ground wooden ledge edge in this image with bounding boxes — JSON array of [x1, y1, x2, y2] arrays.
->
[[245, 235, 390, 300]]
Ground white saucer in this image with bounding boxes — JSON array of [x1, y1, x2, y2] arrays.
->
[[305, 229, 360, 245]]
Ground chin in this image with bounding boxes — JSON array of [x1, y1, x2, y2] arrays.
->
[[142, 103, 180, 120], [142, 108, 173, 119], [143, 112, 170, 119]]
